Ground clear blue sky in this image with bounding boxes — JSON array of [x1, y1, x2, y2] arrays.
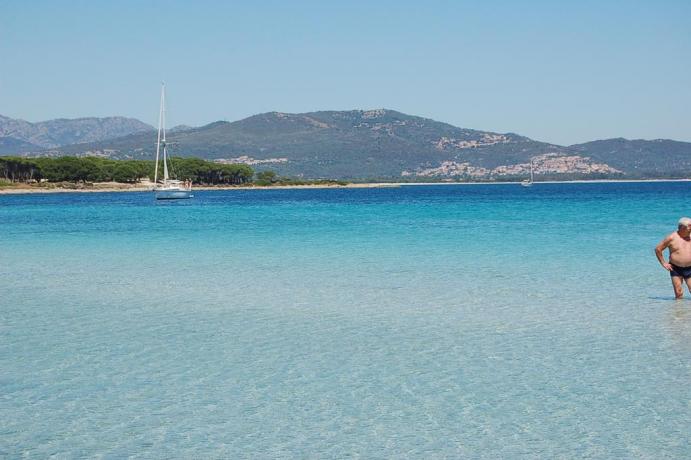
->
[[1, 0, 689, 145]]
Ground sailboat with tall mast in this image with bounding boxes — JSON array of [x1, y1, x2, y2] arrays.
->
[[153, 83, 193, 200], [521, 158, 534, 187]]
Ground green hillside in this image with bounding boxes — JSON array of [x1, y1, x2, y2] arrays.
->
[[569, 138, 691, 178], [43, 110, 567, 179], [10, 110, 691, 180]]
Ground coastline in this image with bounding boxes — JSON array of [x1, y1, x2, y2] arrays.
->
[[1, 178, 689, 195]]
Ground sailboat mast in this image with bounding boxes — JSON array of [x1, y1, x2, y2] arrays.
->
[[154, 83, 164, 184], [161, 84, 169, 183], [530, 159, 534, 182]]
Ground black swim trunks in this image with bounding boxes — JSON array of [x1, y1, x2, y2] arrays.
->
[[670, 264, 691, 279]]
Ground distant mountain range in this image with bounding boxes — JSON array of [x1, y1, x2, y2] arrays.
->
[[0, 115, 153, 152], [2, 110, 690, 180]]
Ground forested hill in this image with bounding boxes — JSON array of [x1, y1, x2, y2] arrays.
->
[[54, 110, 564, 178], [569, 138, 691, 179], [5, 110, 691, 180]]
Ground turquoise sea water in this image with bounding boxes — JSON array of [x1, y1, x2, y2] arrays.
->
[[1, 183, 690, 458]]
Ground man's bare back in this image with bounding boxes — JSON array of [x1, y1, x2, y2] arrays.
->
[[655, 217, 691, 299]]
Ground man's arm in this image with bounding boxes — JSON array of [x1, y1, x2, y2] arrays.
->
[[655, 235, 673, 271]]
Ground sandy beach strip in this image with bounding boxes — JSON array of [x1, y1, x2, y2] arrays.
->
[[1, 178, 689, 195], [0, 182, 400, 195]]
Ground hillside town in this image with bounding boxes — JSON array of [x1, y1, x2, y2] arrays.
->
[[404, 153, 622, 179]]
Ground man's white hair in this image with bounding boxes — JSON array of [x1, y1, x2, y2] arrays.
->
[[678, 217, 691, 228]]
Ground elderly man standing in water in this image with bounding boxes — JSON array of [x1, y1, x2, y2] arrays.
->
[[655, 217, 691, 299]]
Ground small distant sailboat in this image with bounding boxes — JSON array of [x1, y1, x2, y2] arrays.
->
[[153, 83, 192, 200], [521, 158, 534, 187]]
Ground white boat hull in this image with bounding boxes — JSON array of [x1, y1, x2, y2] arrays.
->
[[155, 189, 193, 200]]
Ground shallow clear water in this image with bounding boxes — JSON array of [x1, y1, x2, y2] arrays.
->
[[1, 183, 690, 458]]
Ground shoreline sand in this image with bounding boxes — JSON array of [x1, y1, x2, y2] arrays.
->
[[1, 178, 689, 195]]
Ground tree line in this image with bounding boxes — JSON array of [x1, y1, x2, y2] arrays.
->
[[0, 156, 254, 185]]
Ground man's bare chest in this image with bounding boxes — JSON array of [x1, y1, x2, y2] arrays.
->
[[669, 237, 691, 253]]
